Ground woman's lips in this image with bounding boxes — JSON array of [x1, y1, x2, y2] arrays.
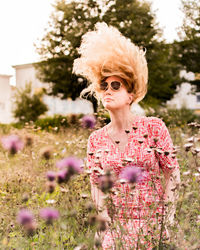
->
[[104, 98, 113, 101]]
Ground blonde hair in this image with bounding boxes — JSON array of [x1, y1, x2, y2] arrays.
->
[[73, 22, 148, 104]]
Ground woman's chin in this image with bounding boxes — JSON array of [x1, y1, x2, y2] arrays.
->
[[103, 103, 113, 109]]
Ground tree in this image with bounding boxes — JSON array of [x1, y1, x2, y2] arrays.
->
[[13, 82, 48, 123], [174, 0, 200, 91], [35, 0, 181, 109]]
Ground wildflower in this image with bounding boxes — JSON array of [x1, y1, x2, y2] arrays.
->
[[74, 244, 88, 250], [97, 217, 107, 232], [81, 115, 96, 129], [24, 135, 33, 147], [68, 209, 77, 217], [40, 146, 52, 160], [56, 156, 83, 176], [22, 193, 29, 203], [46, 181, 56, 193], [188, 122, 197, 127], [80, 193, 89, 199], [94, 237, 102, 248], [164, 151, 170, 156], [143, 134, 148, 138], [147, 148, 152, 153], [193, 147, 200, 155], [88, 214, 97, 226], [57, 169, 69, 183], [153, 137, 159, 143], [124, 158, 133, 163], [155, 148, 163, 155], [1, 135, 24, 155], [46, 199, 56, 204], [39, 208, 59, 224], [85, 201, 95, 212], [17, 209, 36, 235], [120, 165, 144, 184], [46, 171, 56, 181], [187, 136, 194, 143], [17, 209, 34, 225], [138, 138, 144, 144], [184, 143, 193, 152], [98, 171, 114, 193], [69, 114, 78, 125]]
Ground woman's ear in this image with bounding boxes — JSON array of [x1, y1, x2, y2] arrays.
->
[[129, 93, 134, 105]]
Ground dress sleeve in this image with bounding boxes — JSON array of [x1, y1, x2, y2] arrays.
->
[[152, 118, 180, 173], [87, 133, 99, 185]]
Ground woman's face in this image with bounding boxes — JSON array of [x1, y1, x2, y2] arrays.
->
[[98, 76, 133, 111]]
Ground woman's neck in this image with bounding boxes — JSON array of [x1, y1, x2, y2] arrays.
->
[[108, 108, 136, 133]]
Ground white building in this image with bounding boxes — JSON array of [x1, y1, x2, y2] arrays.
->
[[166, 70, 200, 115], [11, 63, 94, 120], [0, 74, 14, 123]]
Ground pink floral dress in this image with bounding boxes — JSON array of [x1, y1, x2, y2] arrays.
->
[[87, 116, 180, 249]]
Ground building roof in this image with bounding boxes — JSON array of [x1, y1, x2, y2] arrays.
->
[[0, 74, 12, 78], [12, 62, 38, 69]]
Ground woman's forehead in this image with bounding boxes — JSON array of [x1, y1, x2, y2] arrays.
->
[[103, 75, 124, 82]]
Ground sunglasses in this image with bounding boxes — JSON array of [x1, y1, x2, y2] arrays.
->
[[99, 81, 122, 91]]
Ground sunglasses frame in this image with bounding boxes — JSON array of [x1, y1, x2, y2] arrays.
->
[[99, 80, 122, 92]]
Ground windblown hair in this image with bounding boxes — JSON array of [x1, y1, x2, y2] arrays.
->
[[73, 22, 148, 104]]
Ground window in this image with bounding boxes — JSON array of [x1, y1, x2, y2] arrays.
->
[[197, 94, 200, 103]]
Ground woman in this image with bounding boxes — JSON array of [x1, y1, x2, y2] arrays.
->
[[73, 23, 180, 249]]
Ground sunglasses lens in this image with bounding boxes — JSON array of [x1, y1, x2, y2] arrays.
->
[[100, 81, 108, 90], [111, 81, 121, 90], [99, 81, 121, 91]]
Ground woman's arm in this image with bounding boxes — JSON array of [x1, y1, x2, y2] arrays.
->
[[164, 167, 181, 224]]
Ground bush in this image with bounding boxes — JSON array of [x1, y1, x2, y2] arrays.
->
[[34, 114, 84, 131], [12, 82, 48, 123], [145, 106, 200, 127]]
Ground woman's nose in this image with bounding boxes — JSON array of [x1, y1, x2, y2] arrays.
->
[[104, 88, 112, 94], [104, 84, 113, 93]]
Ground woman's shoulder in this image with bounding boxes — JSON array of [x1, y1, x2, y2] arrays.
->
[[136, 115, 164, 126], [88, 125, 106, 142], [137, 116, 167, 138]]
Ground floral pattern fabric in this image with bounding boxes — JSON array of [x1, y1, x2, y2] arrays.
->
[[87, 116, 179, 249]]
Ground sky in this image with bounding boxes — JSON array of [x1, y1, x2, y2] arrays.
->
[[0, 0, 184, 77]]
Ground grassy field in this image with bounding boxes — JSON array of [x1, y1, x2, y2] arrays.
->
[[0, 123, 199, 249]]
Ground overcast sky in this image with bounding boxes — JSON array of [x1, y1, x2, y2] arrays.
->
[[0, 0, 183, 77]]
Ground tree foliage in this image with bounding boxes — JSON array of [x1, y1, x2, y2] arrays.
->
[[174, 0, 200, 91], [13, 82, 48, 123], [35, 0, 181, 108]]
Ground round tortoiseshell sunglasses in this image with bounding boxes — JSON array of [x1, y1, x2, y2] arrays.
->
[[99, 81, 122, 91]]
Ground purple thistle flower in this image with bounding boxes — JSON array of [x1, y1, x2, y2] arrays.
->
[[46, 171, 56, 181], [81, 115, 96, 129], [1, 135, 24, 155], [98, 174, 114, 193], [56, 156, 83, 175], [57, 169, 69, 184], [40, 208, 59, 224], [17, 209, 34, 225], [120, 165, 144, 184]]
